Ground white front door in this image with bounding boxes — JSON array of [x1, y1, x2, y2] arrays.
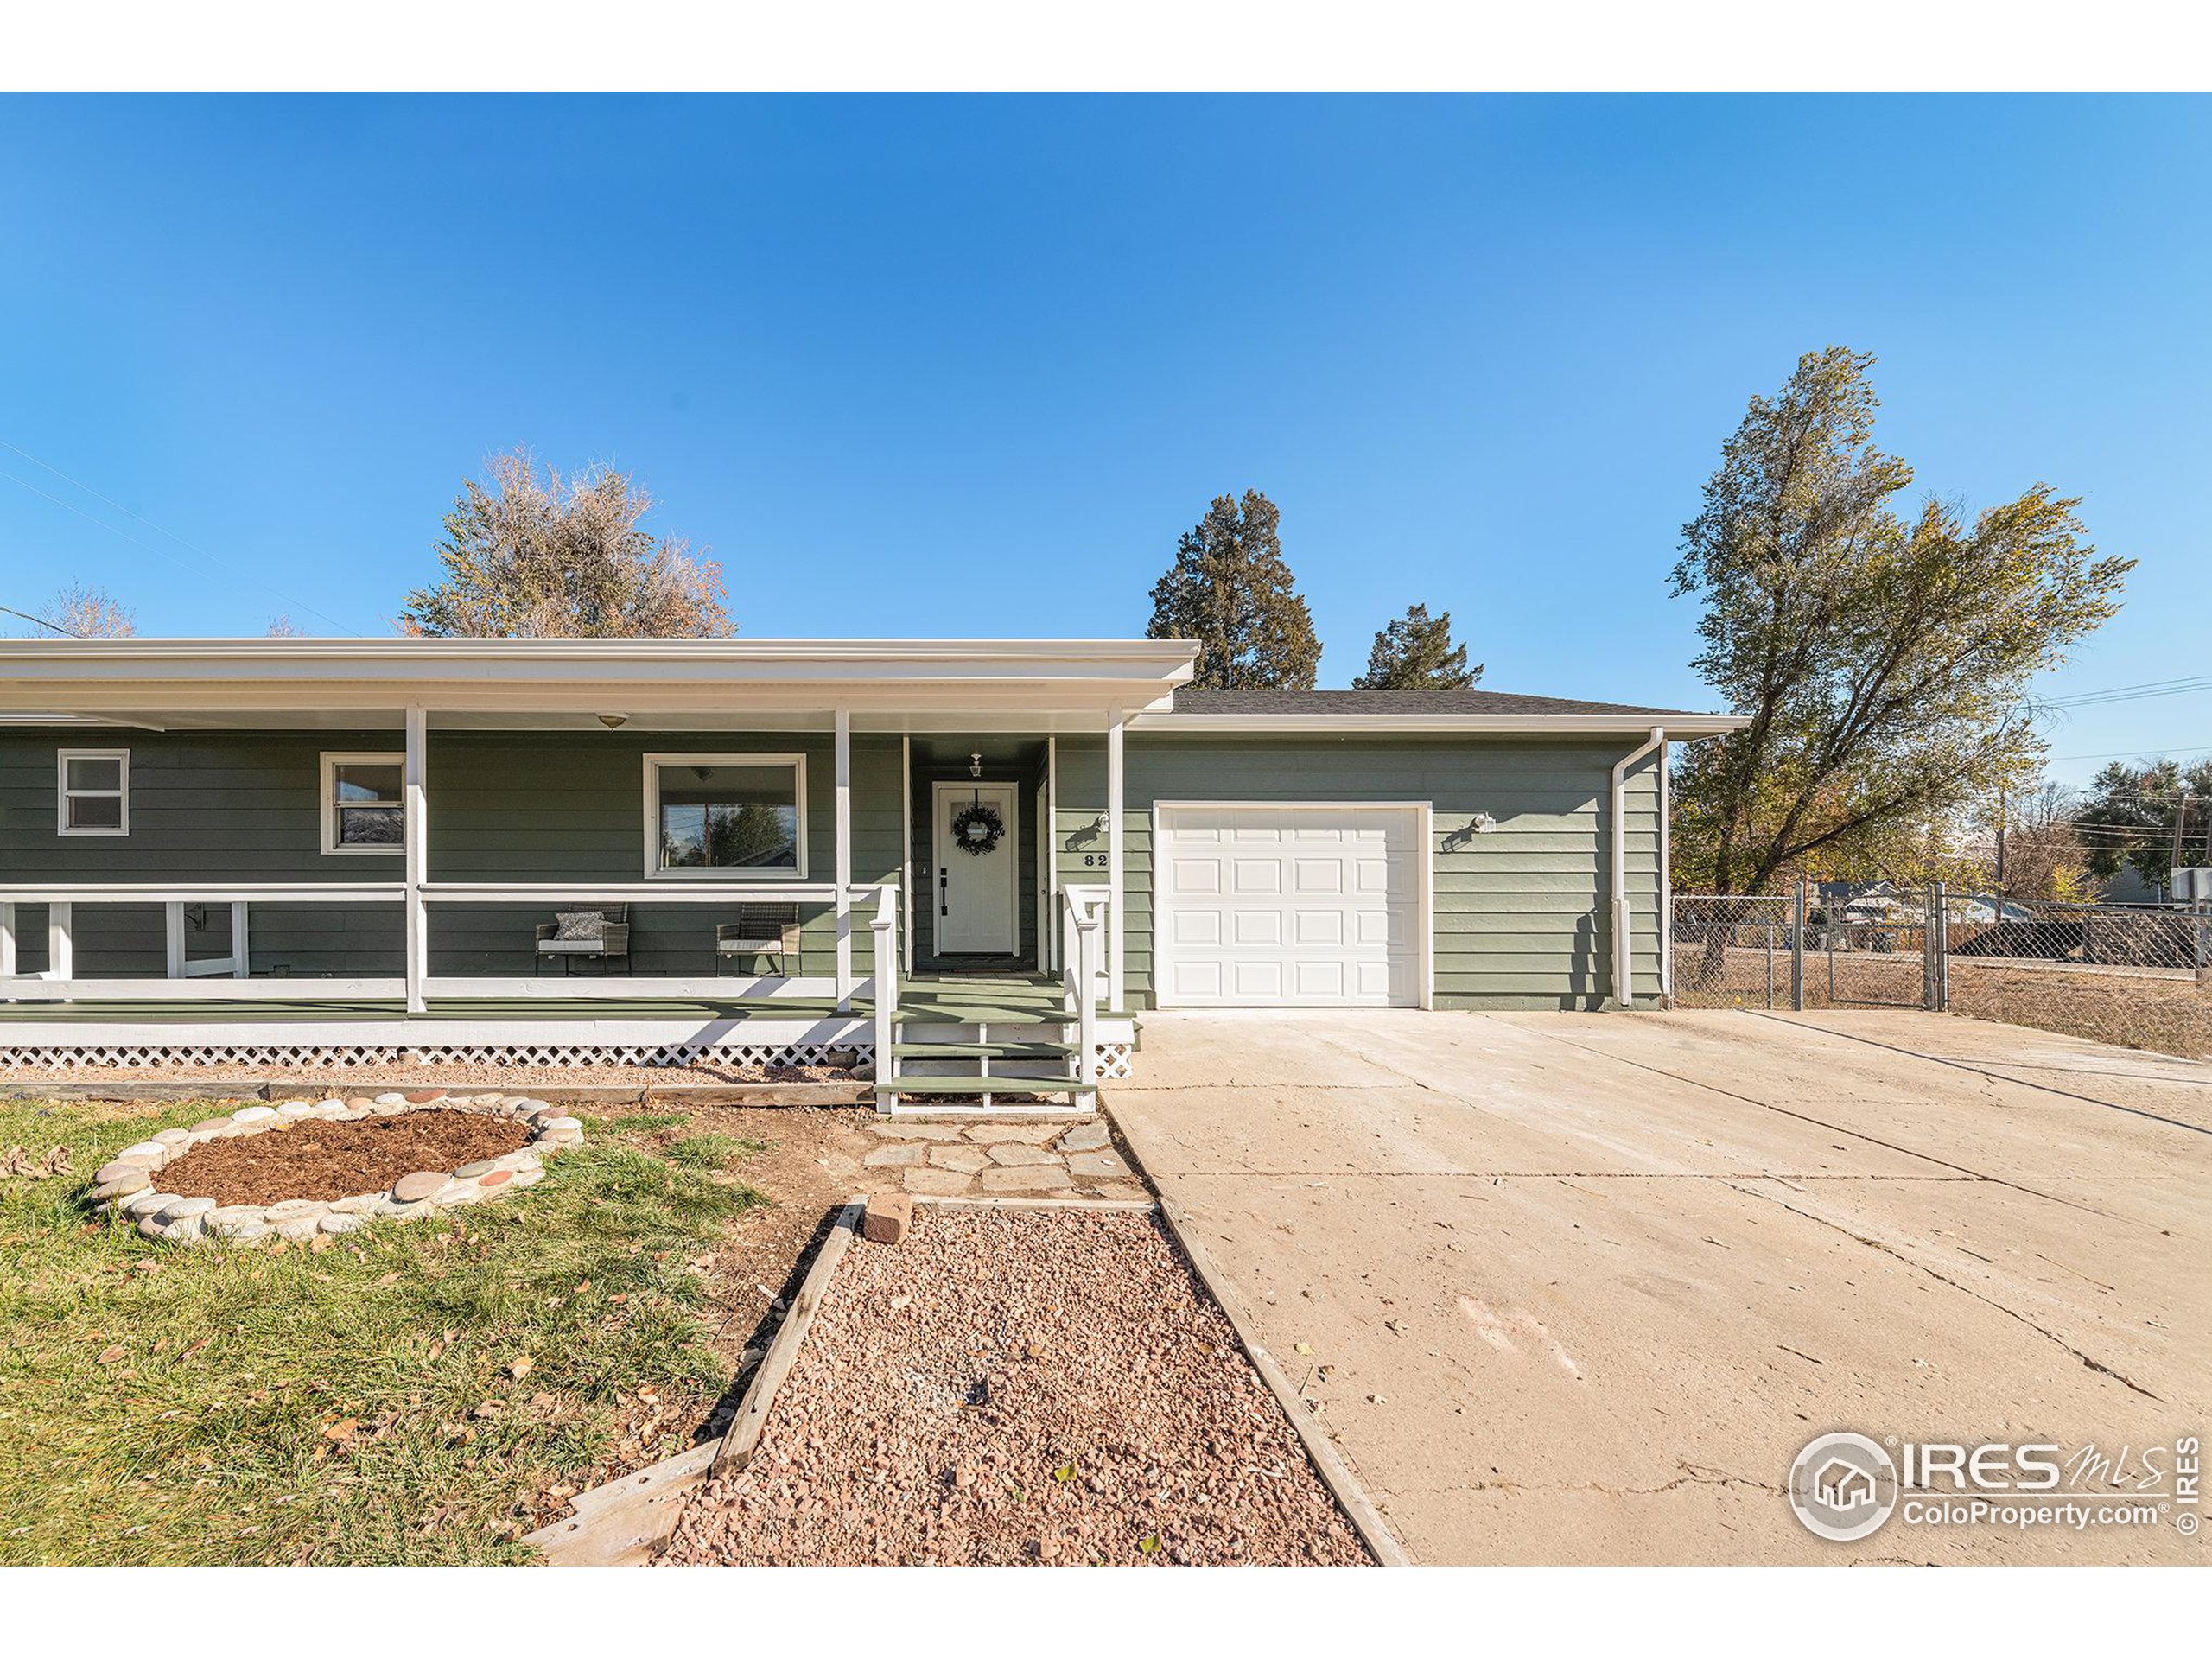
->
[[933, 781, 1020, 955], [1156, 804, 1424, 1007]]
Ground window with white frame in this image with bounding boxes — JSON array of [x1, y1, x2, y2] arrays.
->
[[57, 749, 130, 836], [645, 753, 806, 878], [321, 752, 404, 854]]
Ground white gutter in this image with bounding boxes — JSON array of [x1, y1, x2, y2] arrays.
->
[[1611, 726, 1666, 1009]]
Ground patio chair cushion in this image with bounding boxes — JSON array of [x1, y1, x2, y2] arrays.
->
[[553, 910, 606, 942]]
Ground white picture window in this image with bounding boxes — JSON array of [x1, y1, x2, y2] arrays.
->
[[58, 749, 130, 836], [321, 752, 404, 855], [645, 753, 806, 879]]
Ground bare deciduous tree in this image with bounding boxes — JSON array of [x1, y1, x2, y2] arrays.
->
[[44, 582, 137, 638], [398, 449, 730, 639]]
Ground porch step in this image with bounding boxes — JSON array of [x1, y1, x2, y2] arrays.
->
[[888, 1039, 1078, 1059], [879, 1077, 1100, 1097]]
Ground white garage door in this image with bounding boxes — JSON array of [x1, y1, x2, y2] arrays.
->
[[1155, 804, 1424, 1007]]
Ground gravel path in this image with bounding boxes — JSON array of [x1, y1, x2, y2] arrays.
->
[[662, 1206, 1372, 1566]]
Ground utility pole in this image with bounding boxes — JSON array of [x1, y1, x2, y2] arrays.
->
[[2174, 785, 2194, 897], [1994, 787, 2006, 893]]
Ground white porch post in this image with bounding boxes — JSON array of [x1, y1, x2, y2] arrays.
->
[[1107, 707, 1125, 1011], [164, 901, 188, 979], [0, 903, 16, 977], [900, 733, 914, 976], [48, 903, 73, 984], [404, 706, 428, 1014], [834, 707, 853, 1010], [1046, 733, 1058, 974]]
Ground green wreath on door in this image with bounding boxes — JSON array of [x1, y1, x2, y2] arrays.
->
[[950, 801, 1006, 855]]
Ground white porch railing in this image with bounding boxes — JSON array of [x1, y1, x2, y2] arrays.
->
[[0, 880, 900, 1010], [1058, 883, 1109, 1088], [870, 882, 899, 1109]]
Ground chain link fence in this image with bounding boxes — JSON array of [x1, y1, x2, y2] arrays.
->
[[1670, 887, 2212, 1058]]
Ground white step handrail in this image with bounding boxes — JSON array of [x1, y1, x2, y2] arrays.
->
[[1059, 885, 1108, 1089], [870, 881, 899, 1110]]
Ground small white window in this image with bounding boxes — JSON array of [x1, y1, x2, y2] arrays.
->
[[58, 749, 130, 836], [321, 752, 404, 855], [644, 753, 807, 880]]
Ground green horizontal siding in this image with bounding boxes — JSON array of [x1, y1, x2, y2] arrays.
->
[[0, 728, 902, 979], [1056, 733, 1663, 1010], [4, 725, 1662, 1003]]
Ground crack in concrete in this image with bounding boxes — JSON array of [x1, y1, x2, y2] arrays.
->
[[1395, 1461, 1786, 1498], [1745, 1012, 2212, 1139], [1722, 1179, 2166, 1403], [1518, 1023, 2132, 1223]]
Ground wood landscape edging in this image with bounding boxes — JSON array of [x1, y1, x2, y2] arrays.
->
[[521, 1191, 1408, 1567]]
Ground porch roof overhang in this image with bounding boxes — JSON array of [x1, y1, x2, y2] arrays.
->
[[0, 637, 1201, 731]]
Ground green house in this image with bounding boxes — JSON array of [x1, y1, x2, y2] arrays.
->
[[0, 638, 1739, 1109]]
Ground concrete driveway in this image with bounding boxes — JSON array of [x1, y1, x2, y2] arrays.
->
[[1109, 1007, 2211, 1564]]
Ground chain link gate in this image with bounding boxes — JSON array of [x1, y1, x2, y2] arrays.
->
[[1672, 886, 1944, 1011], [1672, 886, 2212, 1057]]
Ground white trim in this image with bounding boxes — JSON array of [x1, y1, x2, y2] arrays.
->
[[423, 880, 859, 904], [930, 780, 1021, 956], [1149, 800, 1435, 1012], [1131, 712, 1747, 738], [320, 750, 405, 856], [0, 638, 1199, 723], [899, 734, 914, 976], [5, 975, 404, 1001], [404, 707, 428, 1014], [641, 751, 810, 881], [0, 973, 854, 1003], [1107, 708, 1125, 1010], [1609, 727, 1667, 1010], [0, 1011, 1138, 1053], [834, 709, 853, 1008], [56, 747, 130, 836], [0, 904, 15, 976], [1033, 775, 1049, 974], [0, 882, 401, 904], [1046, 733, 1059, 975], [1658, 738, 1674, 1004]]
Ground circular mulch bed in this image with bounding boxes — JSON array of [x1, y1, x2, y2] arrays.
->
[[86, 1093, 587, 1245], [156, 1111, 531, 1206]]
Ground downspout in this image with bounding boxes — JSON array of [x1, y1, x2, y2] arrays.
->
[[1610, 726, 1665, 1010]]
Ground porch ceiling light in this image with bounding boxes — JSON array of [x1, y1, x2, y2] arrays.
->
[[596, 713, 627, 728]]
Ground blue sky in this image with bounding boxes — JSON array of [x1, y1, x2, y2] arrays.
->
[[0, 94, 2205, 785]]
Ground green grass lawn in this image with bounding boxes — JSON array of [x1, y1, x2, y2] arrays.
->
[[0, 1094, 766, 1565]]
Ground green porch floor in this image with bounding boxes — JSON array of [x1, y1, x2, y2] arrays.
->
[[0, 974, 1079, 1026]]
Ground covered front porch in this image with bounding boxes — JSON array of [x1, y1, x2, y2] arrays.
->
[[0, 639, 1180, 1105]]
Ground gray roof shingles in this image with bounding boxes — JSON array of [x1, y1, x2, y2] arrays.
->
[[1168, 688, 1712, 718]]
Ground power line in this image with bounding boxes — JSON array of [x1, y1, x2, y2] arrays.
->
[[2037, 676, 2212, 710], [0, 437, 364, 636], [0, 601, 77, 637]]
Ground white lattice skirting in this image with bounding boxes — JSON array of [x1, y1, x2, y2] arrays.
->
[[0, 1038, 1135, 1076], [0, 1039, 856, 1072]]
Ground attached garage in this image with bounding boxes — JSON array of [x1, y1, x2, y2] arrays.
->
[[1152, 803, 1430, 1007]]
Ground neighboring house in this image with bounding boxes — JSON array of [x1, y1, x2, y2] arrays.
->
[[0, 638, 1740, 1107]]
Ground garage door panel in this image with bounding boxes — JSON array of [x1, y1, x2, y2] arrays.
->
[[1230, 959, 1285, 999], [1230, 858, 1282, 894], [1294, 858, 1344, 893], [1233, 910, 1283, 945], [1157, 804, 1421, 1008], [1171, 856, 1222, 895], [1173, 910, 1222, 946]]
